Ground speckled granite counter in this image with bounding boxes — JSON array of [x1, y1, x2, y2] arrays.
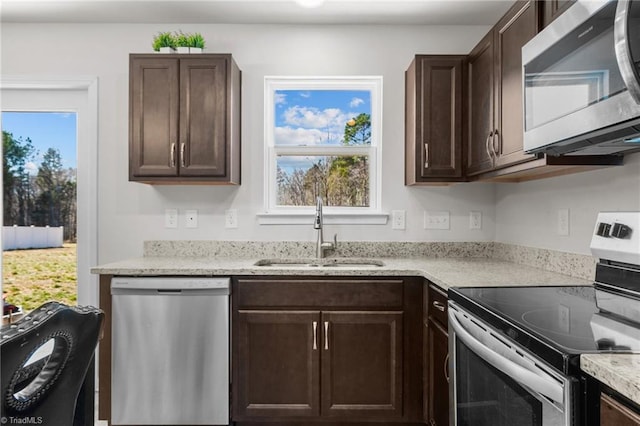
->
[[91, 242, 592, 289], [581, 354, 640, 406]]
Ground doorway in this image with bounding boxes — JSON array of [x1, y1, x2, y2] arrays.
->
[[2, 111, 78, 313], [1, 78, 99, 312]]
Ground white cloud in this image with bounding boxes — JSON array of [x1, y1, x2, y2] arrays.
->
[[282, 105, 349, 130], [275, 126, 326, 145], [300, 92, 311, 98], [25, 162, 38, 175], [275, 93, 287, 106], [350, 97, 364, 108]]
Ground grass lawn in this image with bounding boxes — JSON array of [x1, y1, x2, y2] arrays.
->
[[3, 243, 77, 312]]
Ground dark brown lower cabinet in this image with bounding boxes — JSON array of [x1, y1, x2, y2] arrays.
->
[[322, 311, 403, 419], [233, 277, 422, 425], [427, 318, 449, 426], [235, 309, 403, 420], [600, 392, 640, 426], [236, 310, 320, 418], [425, 283, 449, 426]]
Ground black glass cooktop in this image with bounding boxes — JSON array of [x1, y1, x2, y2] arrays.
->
[[449, 285, 640, 374]]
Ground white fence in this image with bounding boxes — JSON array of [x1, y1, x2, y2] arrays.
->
[[2, 226, 64, 251]]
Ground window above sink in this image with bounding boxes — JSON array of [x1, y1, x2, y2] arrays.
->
[[259, 76, 386, 225]]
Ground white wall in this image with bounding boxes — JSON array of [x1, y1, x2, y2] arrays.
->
[[1, 23, 496, 263], [495, 153, 640, 255]]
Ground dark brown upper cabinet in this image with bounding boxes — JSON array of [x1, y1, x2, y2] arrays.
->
[[541, 0, 577, 28], [405, 55, 465, 184], [466, 0, 622, 182], [129, 54, 241, 184], [467, 0, 539, 177]]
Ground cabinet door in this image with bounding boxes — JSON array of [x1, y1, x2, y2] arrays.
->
[[406, 56, 464, 183], [129, 57, 179, 178], [541, 0, 576, 28], [179, 57, 228, 177], [235, 310, 320, 418], [321, 311, 403, 419], [466, 30, 495, 176], [493, 0, 539, 170], [600, 393, 640, 426], [427, 317, 449, 426]]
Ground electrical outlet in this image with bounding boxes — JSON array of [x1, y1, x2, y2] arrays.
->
[[470, 211, 482, 230], [225, 209, 238, 229], [165, 209, 178, 229], [424, 211, 450, 230], [391, 210, 406, 230], [558, 208, 570, 236], [185, 210, 198, 228]]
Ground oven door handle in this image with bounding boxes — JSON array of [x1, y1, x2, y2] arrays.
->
[[449, 308, 564, 406]]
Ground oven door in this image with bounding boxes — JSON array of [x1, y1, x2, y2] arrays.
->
[[448, 303, 574, 426]]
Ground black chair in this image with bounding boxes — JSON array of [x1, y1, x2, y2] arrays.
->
[[1, 302, 104, 426]]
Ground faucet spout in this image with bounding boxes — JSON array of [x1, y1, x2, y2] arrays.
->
[[314, 196, 337, 259], [314, 196, 322, 230]]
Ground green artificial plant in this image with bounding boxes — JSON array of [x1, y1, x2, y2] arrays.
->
[[151, 31, 176, 51]]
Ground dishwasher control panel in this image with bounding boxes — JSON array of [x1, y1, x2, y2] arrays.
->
[[111, 277, 230, 291]]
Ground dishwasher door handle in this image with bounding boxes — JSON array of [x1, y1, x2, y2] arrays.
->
[[157, 289, 182, 294]]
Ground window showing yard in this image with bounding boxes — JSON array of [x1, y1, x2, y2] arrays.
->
[[264, 77, 382, 217]]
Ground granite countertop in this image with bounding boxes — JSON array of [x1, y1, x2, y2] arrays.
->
[[91, 241, 640, 410], [91, 256, 590, 290], [581, 354, 640, 406]]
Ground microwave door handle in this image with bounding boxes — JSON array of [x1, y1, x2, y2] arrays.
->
[[448, 308, 565, 406], [615, 0, 640, 104]]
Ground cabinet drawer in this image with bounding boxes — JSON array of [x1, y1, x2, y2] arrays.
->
[[428, 284, 448, 326], [235, 278, 404, 308]]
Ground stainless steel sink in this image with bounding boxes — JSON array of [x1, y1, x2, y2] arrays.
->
[[254, 258, 385, 268]]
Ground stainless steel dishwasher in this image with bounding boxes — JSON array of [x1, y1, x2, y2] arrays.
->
[[111, 277, 230, 425]]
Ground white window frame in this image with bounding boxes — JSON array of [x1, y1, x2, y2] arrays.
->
[[259, 76, 386, 225]]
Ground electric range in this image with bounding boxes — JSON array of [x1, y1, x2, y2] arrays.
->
[[447, 212, 640, 426]]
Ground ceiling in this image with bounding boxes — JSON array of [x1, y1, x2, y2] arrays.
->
[[0, 0, 516, 25]]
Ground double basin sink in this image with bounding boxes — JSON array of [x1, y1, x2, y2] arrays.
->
[[254, 258, 385, 268]]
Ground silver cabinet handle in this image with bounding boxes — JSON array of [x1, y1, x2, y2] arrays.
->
[[180, 143, 186, 168], [313, 321, 318, 350], [485, 131, 494, 160], [492, 129, 500, 157], [170, 143, 176, 167], [324, 321, 329, 350], [432, 300, 446, 312], [424, 142, 429, 169]]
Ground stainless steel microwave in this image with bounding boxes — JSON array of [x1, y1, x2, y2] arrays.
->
[[522, 0, 640, 156]]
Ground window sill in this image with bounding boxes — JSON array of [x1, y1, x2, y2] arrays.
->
[[257, 212, 389, 225]]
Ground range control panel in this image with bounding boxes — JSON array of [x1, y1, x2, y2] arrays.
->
[[591, 212, 640, 265]]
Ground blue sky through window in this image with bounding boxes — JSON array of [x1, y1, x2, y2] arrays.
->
[[2, 112, 77, 173], [274, 89, 371, 146]]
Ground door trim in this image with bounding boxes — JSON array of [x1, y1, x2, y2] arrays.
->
[[1, 75, 99, 307]]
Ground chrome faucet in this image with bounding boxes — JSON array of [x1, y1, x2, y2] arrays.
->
[[314, 196, 337, 259]]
